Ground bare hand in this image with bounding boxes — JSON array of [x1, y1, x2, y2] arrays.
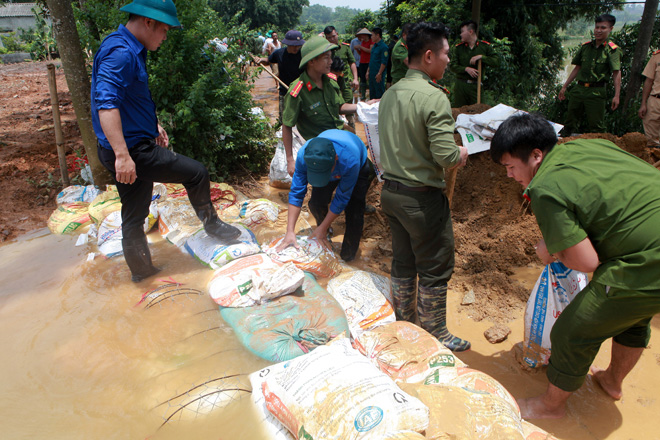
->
[[287, 157, 295, 177], [558, 88, 567, 101], [375, 73, 382, 83], [275, 231, 299, 253], [310, 228, 332, 251], [352, 78, 359, 89], [611, 96, 620, 110], [156, 124, 169, 148], [115, 154, 137, 185], [535, 239, 555, 265], [469, 55, 482, 65], [639, 104, 647, 119], [465, 67, 478, 78]]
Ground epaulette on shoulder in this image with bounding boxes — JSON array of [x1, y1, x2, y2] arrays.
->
[[608, 41, 619, 50], [480, 40, 491, 45], [582, 40, 592, 46], [342, 42, 350, 46], [327, 72, 338, 81], [654, 49, 660, 55], [290, 80, 303, 97], [428, 80, 450, 95], [455, 42, 464, 47]]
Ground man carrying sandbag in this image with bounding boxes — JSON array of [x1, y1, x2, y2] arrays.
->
[[276, 129, 374, 262], [91, 0, 240, 282], [490, 112, 660, 419]]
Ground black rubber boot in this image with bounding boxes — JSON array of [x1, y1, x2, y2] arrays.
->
[[122, 235, 161, 283], [390, 276, 417, 323], [417, 284, 471, 352], [194, 203, 241, 242]]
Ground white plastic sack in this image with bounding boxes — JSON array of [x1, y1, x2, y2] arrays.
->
[[184, 225, 260, 269], [262, 337, 429, 440], [208, 253, 304, 307], [356, 101, 383, 181], [522, 261, 588, 368], [268, 128, 305, 189], [249, 363, 297, 440], [262, 235, 341, 278], [56, 185, 102, 205]]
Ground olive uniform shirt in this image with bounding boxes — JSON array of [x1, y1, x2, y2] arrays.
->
[[379, 69, 461, 188], [449, 40, 497, 81], [332, 43, 356, 104], [572, 40, 621, 84], [282, 71, 344, 141], [390, 39, 408, 85], [524, 139, 660, 291]]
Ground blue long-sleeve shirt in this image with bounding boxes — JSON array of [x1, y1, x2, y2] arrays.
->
[[289, 129, 367, 215], [91, 24, 158, 150]]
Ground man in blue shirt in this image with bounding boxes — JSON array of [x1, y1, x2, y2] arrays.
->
[[276, 129, 374, 261], [368, 27, 389, 99], [92, 0, 240, 282]]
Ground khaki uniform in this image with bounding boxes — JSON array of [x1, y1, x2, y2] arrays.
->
[[390, 39, 408, 85], [565, 40, 621, 133], [332, 43, 357, 104], [282, 71, 345, 141], [449, 40, 496, 107], [642, 50, 660, 146]]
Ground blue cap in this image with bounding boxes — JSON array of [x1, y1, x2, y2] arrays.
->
[[304, 138, 336, 187]]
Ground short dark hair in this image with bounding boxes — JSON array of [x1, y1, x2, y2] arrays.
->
[[323, 26, 336, 36], [407, 22, 450, 62], [372, 27, 383, 38], [401, 23, 413, 36], [490, 113, 557, 163], [595, 14, 615, 26], [460, 20, 478, 33], [330, 56, 345, 73]]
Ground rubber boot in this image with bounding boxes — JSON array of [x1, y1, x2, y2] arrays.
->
[[359, 83, 367, 101], [122, 235, 161, 283], [417, 284, 471, 352], [390, 276, 417, 323], [194, 203, 241, 242]]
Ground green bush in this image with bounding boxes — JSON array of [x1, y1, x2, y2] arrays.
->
[[0, 32, 28, 53], [19, 7, 57, 61]]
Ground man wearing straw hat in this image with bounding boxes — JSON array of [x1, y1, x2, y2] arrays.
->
[[354, 28, 373, 101], [92, 0, 240, 282]]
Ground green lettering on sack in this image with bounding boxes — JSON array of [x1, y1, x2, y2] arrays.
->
[[298, 425, 314, 440], [466, 133, 474, 143], [429, 354, 456, 368], [237, 280, 253, 296]]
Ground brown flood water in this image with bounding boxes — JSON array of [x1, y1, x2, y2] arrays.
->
[[0, 71, 658, 440]]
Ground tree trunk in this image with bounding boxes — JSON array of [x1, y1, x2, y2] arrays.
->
[[472, 0, 481, 36], [44, 0, 112, 187], [622, 0, 659, 112]]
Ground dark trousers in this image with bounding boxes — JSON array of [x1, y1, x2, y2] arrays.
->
[[358, 63, 369, 85], [380, 184, 455, 287], [308, 159, 373, 261], [98, 139, 211, 240]]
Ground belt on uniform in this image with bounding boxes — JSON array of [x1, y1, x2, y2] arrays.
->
[[577, 80, 606, 88], [383, 179, 439, 192], [459, 78, 478, 84]]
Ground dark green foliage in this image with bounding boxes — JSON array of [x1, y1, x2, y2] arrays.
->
[[19, 6, 57, 60], [209, 0, 309, 31], [299, 5, 361, 34]]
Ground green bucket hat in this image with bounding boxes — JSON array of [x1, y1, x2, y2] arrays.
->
[[299, 36, 338, 69], [304, 137, 336, 187], [120, 0, 182, 28]]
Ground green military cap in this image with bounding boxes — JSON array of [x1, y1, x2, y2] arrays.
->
[[299, 36, 338, 69]]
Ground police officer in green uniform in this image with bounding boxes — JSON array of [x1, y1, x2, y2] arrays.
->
[[491, 113, 660, 420], [390, 23, 412, 85], [324, 25, 359, 104], [368, 27, 389, 99], [379, 22, 471, 352], [281, 36, 359, 176], [449, 20, 497, 108], [559, 14, 621, 134]]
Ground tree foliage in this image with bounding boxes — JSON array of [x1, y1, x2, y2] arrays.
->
[[299, 5, 360, 34], [209, 0, 309, 31]]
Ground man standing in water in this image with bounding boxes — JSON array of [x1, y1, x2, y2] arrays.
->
[[92, 0, 240, 282], [491, 112, 660, 419]]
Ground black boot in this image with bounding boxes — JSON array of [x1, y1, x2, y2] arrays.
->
[[194, 203, 241, 242], [122, 235, 161, 283]]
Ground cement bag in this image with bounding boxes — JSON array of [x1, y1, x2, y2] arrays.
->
[[327, 270, 395, 338], [56, 185, 102, 205], [184, 225, 260, 269], [263, 236, 341, 278], [399, 382, 524, 440], [88, 190, 121, 225], [382, 432, 427, 440], [238, 198, 280, 228], [96, 207, 160, 257], [208, 253, 304, 307], [522, 261, 588, 368], [354, 321, 466, 383], [522, 421, 559, 440], [262, 337, 429, 439], [47, 202, 92, 234], [220, 273, 350, 361], [157, 197, 201, 248], [356, 101, 383, 181], [210, 181, 238, 210], [268, 128, 305, 189], [249, 363, 299, 440]]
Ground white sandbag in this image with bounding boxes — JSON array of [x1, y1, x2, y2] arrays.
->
[[262, 235, 341, 278], [249, 363, 297, 440], [522, 261, 588, 368], [96, 206, 158, 257], [208, 253, 304, 307], [56, 185, 102, 205], [184, 225, 260, 269], [238, 198, 281, 228], [268, 128, 305, 189], [327, 269, 395, 338], [356, 101, 383, 181], [157, 197, 202, 249], [262, 337, 429, 439]]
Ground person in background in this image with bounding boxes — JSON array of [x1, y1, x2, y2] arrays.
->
[[379, 22, 471, 352], [368, 27, 389, 99], [386, 33, 398, 88], [559, 14, 621, 135], [638, 48, 660, 148], [350, 31, 362, 87], [390, 23, 412, 86], [325, 25, 358, 127], [354, 28, 373, 100], [490, 112, 660, 420], [449, 19, 497, 108], [276, 129, 374, 262], [91, 0, 240, 282], [263, 31, 282, 88]]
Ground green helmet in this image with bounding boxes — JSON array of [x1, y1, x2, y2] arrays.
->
[[299, 36, 338, 69], [120, 0, 182, 28]]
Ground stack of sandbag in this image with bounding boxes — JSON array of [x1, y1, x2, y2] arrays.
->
[[220, 272, 349, 362], [251, 337, 429, 439], [219, 198, 282, 244], [184, 225, 260, 269], [263, 235, 341, 278], [326, 269, 395, 338], [56, 184, 102, 205], [48, 201, 93, 235]]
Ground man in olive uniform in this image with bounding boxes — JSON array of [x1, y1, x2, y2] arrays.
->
[[368, 27, 389, 99], [450, 20, 497, 108], [638, 48, 660, 147], [559, 14, 621, 134], [281, 36, 359, 176], [379, 22, 470, 352], [390, 24, 412, 86], [325, 25, 358, 127]]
